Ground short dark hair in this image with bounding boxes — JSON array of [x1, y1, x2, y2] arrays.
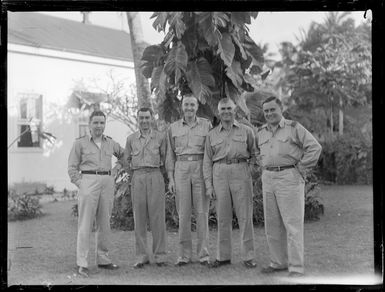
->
[[89, 110, 106, 123], [262, 96, 283, 108], [137, 107, 154, 116]]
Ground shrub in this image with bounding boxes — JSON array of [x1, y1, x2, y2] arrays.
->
[[8, 189, 43, 221], [318, 132, 372, 184]]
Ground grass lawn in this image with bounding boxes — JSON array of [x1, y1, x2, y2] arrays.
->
[[7, 184, 379, 286]]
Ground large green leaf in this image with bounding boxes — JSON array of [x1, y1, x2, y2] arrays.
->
[[231, 32, 247, 60], [141, 62, 154, 79], [157, 68, 168, 102], [151, 12, 169, 32], [141, 45, 165, 63], [217, 32, 235, 67], [168, 12, 186, 39], [231, 12, 251, 26], [150, 65, 164, 91], [225, 60, 243, 88], [164, 42, 188, 78], [244, 34, 264, 68], [225, 82, 250, 117], [185, 58, 215, 103], [212, 12, 230, 27], [198, 13, 220, 47]]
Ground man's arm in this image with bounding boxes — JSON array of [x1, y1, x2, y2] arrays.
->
[[295, 123, 322, 171], [159, 131, 167, 167], [165, 127, 176, 193], [203, 133, 214, 198], [68, 141, 82, 187]]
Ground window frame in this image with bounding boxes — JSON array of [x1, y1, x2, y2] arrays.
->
[[16, 93, 43, 149]]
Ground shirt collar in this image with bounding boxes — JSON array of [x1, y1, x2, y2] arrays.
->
[[137, 129, 153, 139], [182, 117, 198, 127], [89, 134, 107, 142], [218, 120, 240, 132], [267, 117, 285, 131]]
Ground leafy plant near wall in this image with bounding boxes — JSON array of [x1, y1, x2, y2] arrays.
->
[[141, 12, 269, 122], [8, 190, 43, 221]]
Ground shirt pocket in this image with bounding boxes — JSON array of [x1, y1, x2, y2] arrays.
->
[[174, 132, 188, 152], [232, 134, 247, 154], [82, 148, 98, 162], [211, 138, 224, 155], [277, 136, 291, 156], [191, 133, 206, 148]]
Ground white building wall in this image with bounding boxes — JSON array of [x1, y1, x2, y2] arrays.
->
[[8, 45, 137, 191]]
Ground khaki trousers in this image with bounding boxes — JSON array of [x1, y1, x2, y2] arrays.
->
[[213, 162, 255, 261], [174, 160, 210, 262], [77, 174, 114, 268], [131, 168, 167, 263], [262, 168, 305, 274]]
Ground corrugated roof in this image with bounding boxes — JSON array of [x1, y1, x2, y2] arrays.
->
[[8, 12, 134, 61]]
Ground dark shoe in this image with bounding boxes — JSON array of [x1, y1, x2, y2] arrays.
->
[[288, 271, 304, 277], [243, 260, 257, 268], [174, 260, 189, 267], [133, 261, 150, 269], [199, 260, 210, 266], [261, 266, 288, 273], [208, 260, 231, 268], [78, 266, 89, 277], [155, 262, 168, 267], [98, 263, 119, 270]]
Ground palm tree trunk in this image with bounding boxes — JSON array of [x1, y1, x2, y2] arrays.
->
[[339, 95, 344, 135], [126, 12, 151, 108]]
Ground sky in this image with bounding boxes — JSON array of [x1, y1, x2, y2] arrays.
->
[[39, 11, 370, 60]]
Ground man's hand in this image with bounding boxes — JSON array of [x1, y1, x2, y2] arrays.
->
[[206, 188, 216, 200], [168, 178, 176, 194], [75, 180, 82, 188]]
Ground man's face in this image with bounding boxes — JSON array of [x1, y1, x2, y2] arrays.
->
[[263, 100, 283, 126], [218, 101, 236, 123], [137, 110, 152, 131], [182, 96, 198, 119], [89, 115, 106, 137]]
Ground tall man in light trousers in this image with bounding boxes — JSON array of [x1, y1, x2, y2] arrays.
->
[[124, 107, 168, 268], [68, 110, 125, 277], [256, 96, 322, 277], [166, 93, 212, 266], [203, 98, 257, 269]]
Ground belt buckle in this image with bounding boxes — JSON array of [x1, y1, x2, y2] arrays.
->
[[95, 171, 100, 175], [187, 156, 193, 161], [277, 166, 281, 171], [226, 159, 231, 164]]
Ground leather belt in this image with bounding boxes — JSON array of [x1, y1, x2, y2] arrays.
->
[[177, 154, 204, 161], [81, 170, 111, 175], [215, 158, 248, 164], [133, 167, 159, 173], [265, 165, 295, 172]]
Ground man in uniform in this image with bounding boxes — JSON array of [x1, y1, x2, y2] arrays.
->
[[68, 110, 125, 277], [256, 96, 322, 277], [166, 93, 212, 266], [125, 107, 167, 268], [203, 98, 257, 269]]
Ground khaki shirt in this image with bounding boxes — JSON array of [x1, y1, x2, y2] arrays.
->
[[68, 135, 125, 186], [255, 118, 322, 169], [125, 129, 166, 170], [203, 120, 256, 193], [166, 117, 212, 172]]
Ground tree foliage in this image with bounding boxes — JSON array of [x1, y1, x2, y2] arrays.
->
[[141, 12, 267, 122]]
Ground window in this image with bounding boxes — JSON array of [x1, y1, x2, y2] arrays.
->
[[17, 93, 43, 148]]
